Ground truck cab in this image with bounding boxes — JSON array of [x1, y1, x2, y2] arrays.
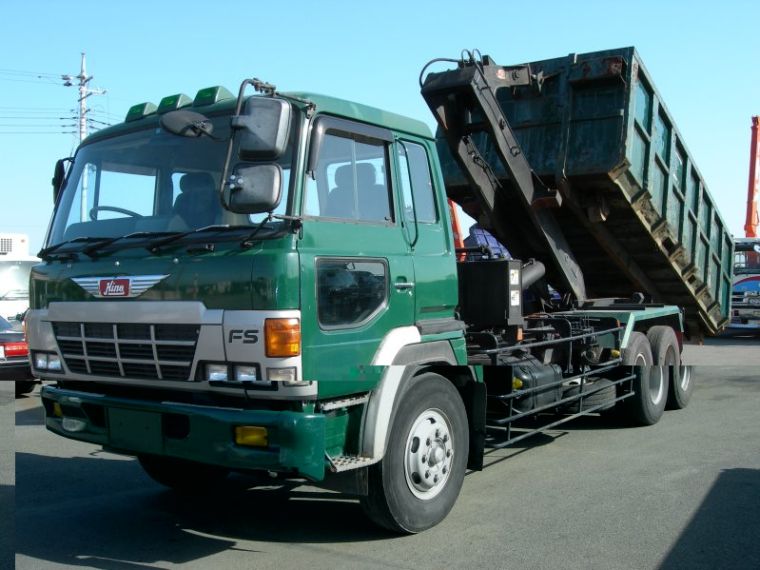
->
[[28, 85, 469, 489]]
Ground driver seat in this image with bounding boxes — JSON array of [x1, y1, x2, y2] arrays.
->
[[173, 173, 220, 228]]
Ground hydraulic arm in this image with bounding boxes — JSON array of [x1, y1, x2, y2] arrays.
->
[[421, 53, 586, 301]]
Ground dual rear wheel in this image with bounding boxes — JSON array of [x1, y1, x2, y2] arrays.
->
[[621, 326, 693, 425]]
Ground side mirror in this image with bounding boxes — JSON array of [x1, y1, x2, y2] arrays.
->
[[754, 244, 760, 254], [52, 158, 72, 202], [233, 97, 292, 160], [225, 164, 282, 214]]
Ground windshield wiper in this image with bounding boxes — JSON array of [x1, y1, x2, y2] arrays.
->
[[38, 236, 113, 260], [81, 231, 177, 258], [147, 224, 251, 252]]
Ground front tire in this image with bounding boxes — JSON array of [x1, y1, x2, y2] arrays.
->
[[621, 331, 668, 426], [361, 373, 469, 533]]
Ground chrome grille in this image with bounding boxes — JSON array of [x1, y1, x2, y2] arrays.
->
[[52, 322, 200, 381]]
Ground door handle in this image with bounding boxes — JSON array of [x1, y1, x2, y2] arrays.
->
[[394, 281, 415, 291]]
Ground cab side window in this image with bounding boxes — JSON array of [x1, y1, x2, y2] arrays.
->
[[317, 258, 388, 328], [397, 141, 437, 223], [304, 131, 393, 223]]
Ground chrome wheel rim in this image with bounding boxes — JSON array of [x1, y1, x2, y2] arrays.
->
[[635, 353, 664, 406], [404, 408, 454, 500]]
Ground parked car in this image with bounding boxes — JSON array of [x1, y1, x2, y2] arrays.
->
[[0, 314, 36, 395]]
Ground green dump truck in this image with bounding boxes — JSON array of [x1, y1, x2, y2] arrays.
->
[[29, 48, 712, 533]]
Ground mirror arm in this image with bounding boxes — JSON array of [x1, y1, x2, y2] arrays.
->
[[220, 77, 283, 206]]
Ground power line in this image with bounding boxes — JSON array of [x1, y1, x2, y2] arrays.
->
[[0, 67, 63, 78], [0, 55, 109, 143], [0, 131, 76, 135], [0, 116, 75, 120]]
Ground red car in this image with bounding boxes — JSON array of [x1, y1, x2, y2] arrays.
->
[[0, 315, 36, 395]]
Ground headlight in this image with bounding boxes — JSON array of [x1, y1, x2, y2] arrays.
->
[[47, 355, 62, 371], [33, 352, 62, 372], [234, 365, 264, 383], [34, 353, 48, 369], [206, 364, 229, 382], [267, 366, 308, 386]]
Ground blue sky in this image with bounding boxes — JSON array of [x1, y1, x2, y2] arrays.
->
[[1, 0, 758, 253]]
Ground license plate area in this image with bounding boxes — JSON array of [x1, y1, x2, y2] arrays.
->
[[109, 408, 163, 454]]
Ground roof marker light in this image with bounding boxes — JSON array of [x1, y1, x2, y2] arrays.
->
[[125, 102, 157, 122], [157, 93, 193, 114], [193, 86, 234, 107]]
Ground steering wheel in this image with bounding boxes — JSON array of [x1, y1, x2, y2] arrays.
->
[[90, 206, 143, 220]]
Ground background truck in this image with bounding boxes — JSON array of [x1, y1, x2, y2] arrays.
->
[[731, 238, 760, 330], [0, 233, 38, 326], [28, 48, 719, 533]]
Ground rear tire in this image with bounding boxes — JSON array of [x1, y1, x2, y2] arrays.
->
[[621, 331, 668, 426], [667, 364, 694, 409], [138, 454, 229, 493], [361, 373, 468, 533], [563, 378, 616, 413], [646, 326, 693, 410]]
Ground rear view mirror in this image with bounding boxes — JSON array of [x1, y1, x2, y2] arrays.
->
[[233, 97, 292, 160], [225, 164, 282, 214], [52, 157, 72, 202]]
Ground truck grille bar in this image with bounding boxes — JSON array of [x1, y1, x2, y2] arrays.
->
[[52, 322, 200, 381]]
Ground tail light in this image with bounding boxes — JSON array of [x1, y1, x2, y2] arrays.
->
[[2, 341, 28, 358]]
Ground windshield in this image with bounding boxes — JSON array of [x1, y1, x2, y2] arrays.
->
[[46, 112, 294, 250], [734, 241, 760, 274]]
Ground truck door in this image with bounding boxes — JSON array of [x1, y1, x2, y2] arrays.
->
[[298, 117, 415, 397], [394, 138, 458, 328]]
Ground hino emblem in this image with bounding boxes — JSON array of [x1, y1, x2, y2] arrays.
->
[[99, 278, 129, 297], [72, 275, 169, 299]]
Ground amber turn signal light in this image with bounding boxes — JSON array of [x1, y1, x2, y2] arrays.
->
[[265, 318, 301, 357]]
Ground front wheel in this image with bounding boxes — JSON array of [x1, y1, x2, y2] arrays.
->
[[361, 373, 469, 533]]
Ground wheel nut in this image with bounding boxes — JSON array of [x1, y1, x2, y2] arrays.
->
[[443, 434, 448, 442], [425, 471, 430, 479], [435, 429, 440, 438], [426, 438, 431, 446], [434, 475, 439, 483], [422, 456, 427, 463], [443, 466, 448, 474]]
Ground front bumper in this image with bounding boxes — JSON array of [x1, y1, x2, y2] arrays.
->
[[41, 385, 327, 480], [0, 358, 32, 380]]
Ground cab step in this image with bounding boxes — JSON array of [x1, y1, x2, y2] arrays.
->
[[326, 454, 378, 473]]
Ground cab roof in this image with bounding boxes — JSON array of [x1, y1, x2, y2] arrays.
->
[[84, 89, 433, 145]]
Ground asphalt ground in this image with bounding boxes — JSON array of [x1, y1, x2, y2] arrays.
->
[[0, 382, 14, 570], [11, 337, 760, 569]]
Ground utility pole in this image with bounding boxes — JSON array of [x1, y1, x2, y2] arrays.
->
[[61, 52, 106, 220]]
